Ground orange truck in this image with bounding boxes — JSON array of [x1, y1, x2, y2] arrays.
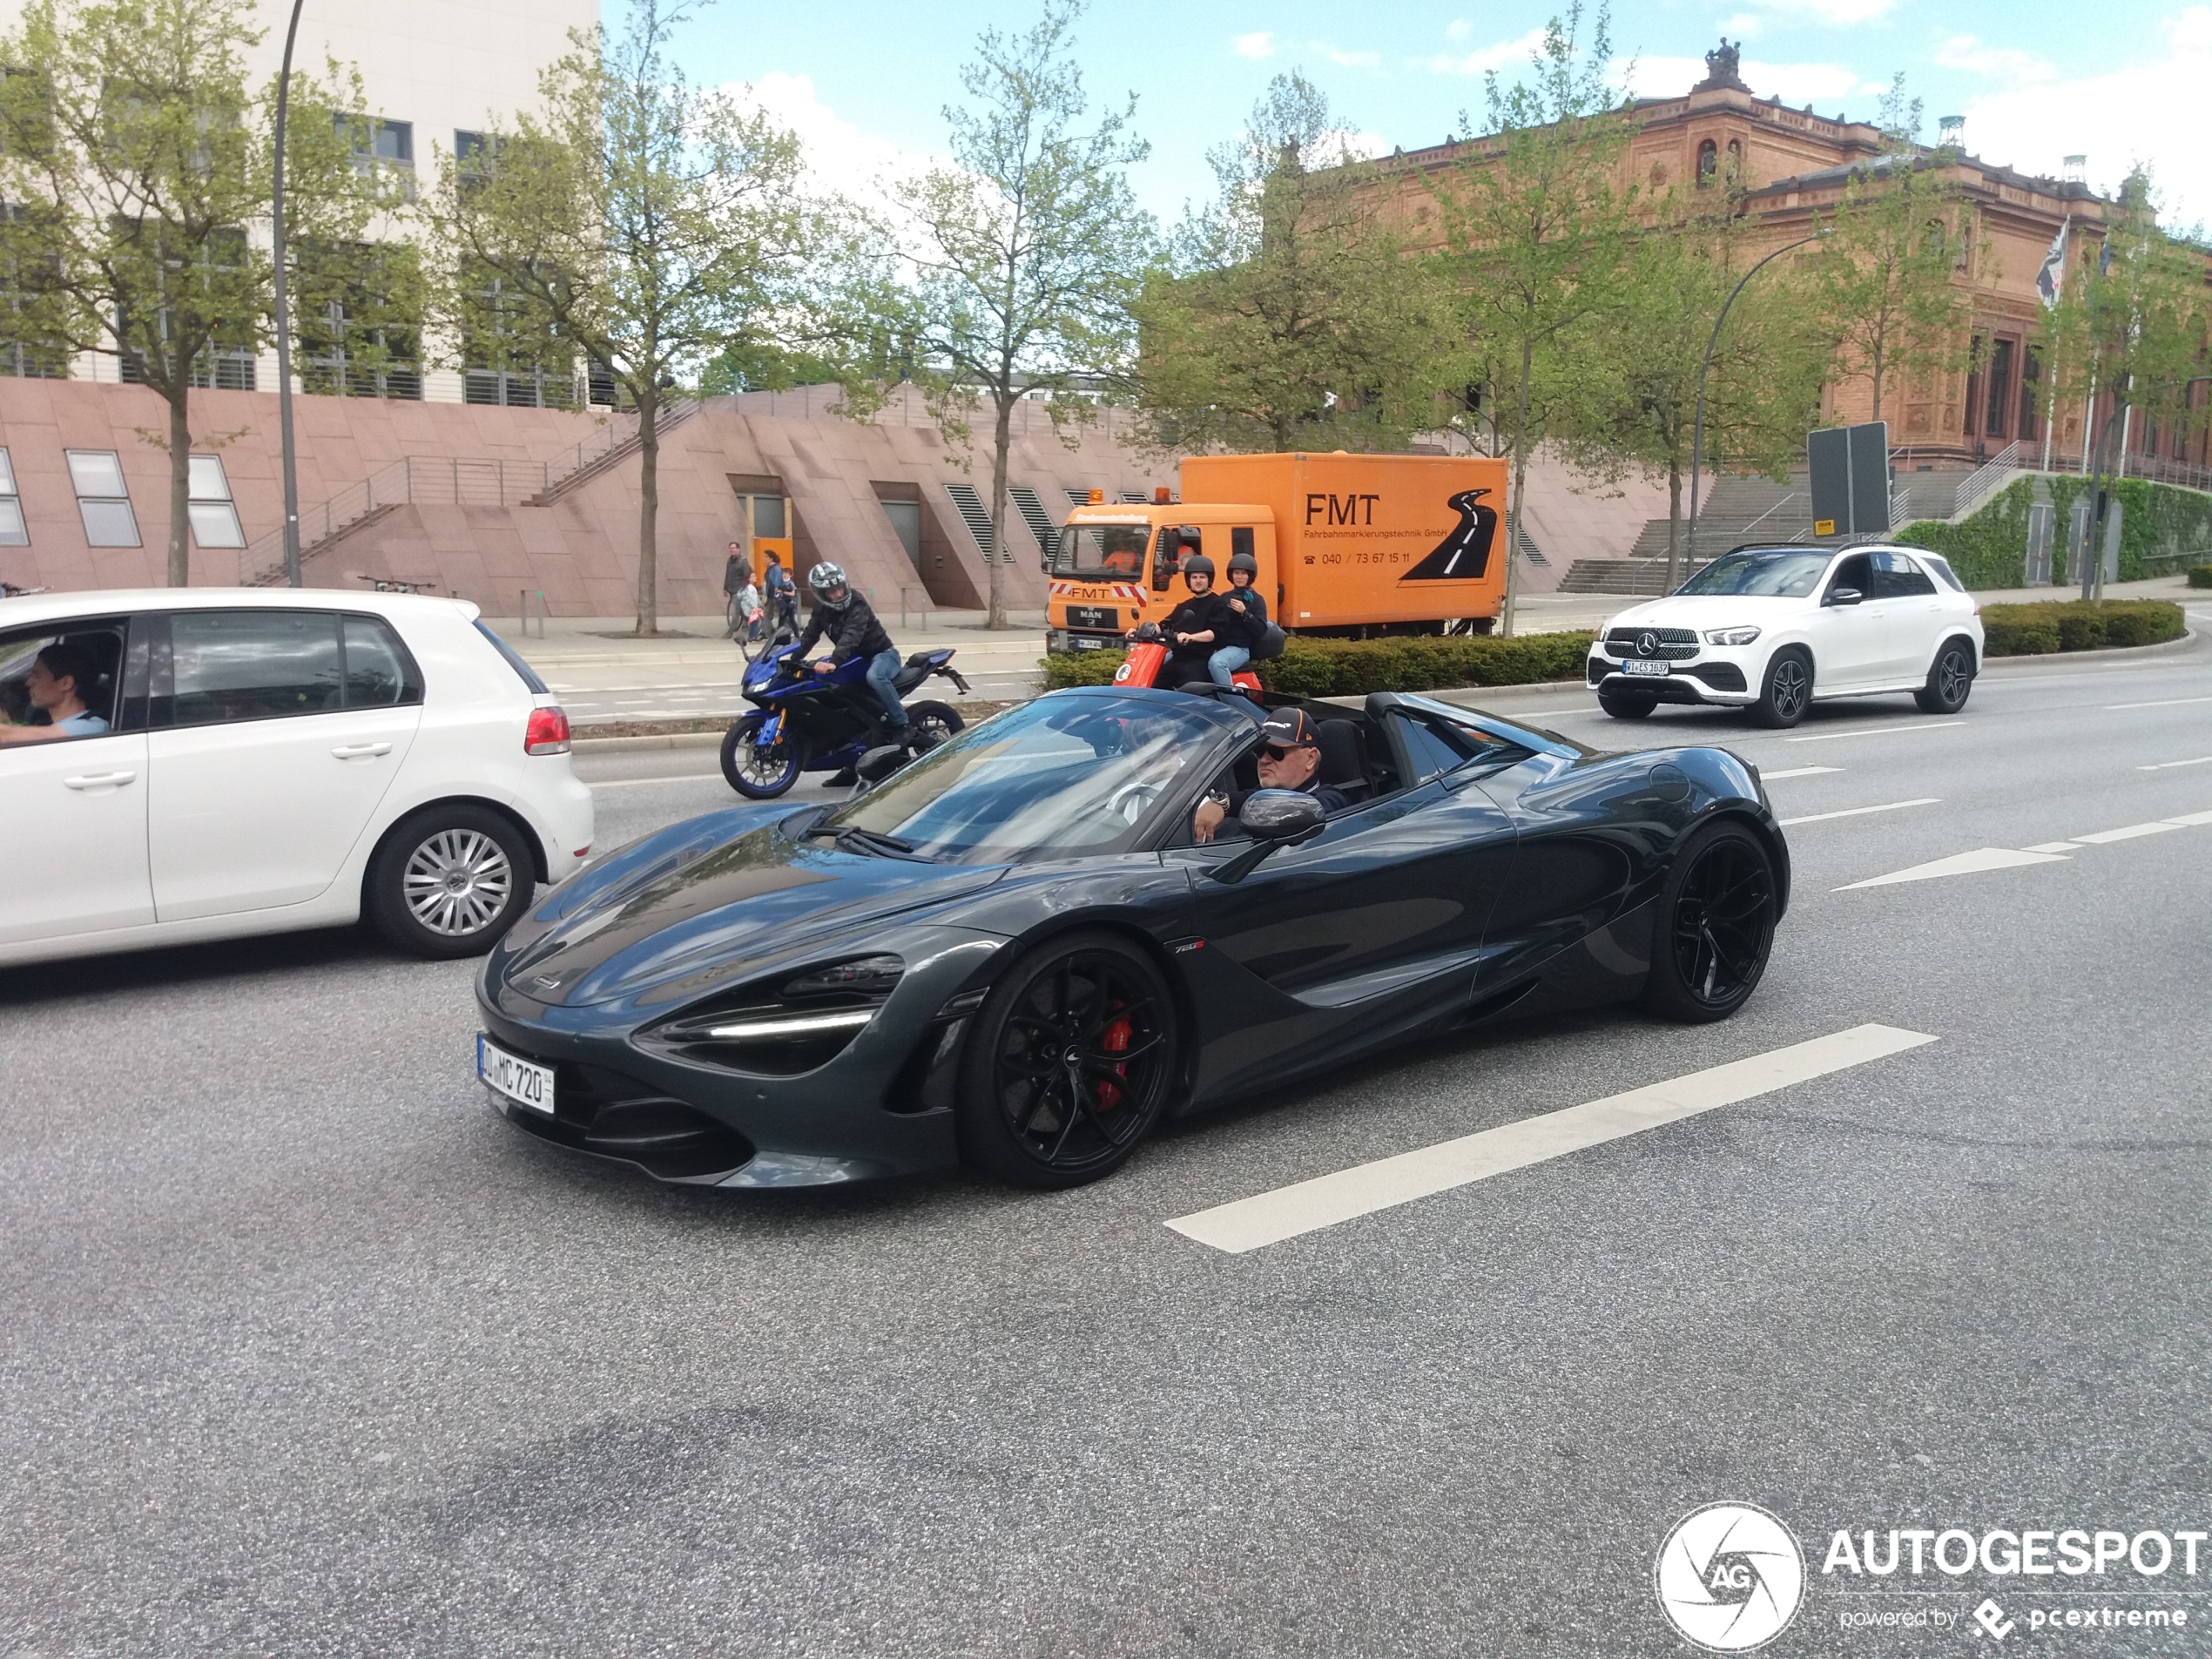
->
[[1043, 452, 1510, 654]]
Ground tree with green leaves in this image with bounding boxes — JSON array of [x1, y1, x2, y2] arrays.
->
[[1555, 192, 1828, 586], [0, 0, 382, 584], [1130, 72, 1453, 455], [1424, 3, 1638, 635], [887, 0, 1154, 630], [1810, 77, 1982, 427], [428, 0, 819, 636]]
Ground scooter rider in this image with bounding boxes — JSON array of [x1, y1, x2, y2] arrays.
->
[[799, 562, 908, 737], [1131, 550, 1231, 688], [1209, 549, 1268, 686]]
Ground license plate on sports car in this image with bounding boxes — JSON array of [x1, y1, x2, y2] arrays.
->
[[1621, 658, 1669, 678], [477, 1035, 555, 1116]]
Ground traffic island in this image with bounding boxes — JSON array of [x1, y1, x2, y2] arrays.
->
[[1979, 600, 2186, 656]]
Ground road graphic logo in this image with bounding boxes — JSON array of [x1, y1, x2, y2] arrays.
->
[[1399, 489, 1498, 582], [1656, 1502, 1806, 1652]]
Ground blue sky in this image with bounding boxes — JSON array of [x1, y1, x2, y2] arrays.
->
[[671, 0, 2212, 228]]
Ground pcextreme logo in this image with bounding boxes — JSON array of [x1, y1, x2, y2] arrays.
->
[[1656, 1502, 1808, 1652]]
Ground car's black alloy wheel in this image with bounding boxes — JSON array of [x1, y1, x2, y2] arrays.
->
[[1642, 823, 1777, 1022], [1915, 638, 1974, 714], [1750, 647, 1811, 728], [1599, 687, 1658, 719], [366, 804, 536, 959], [956, 931, 1177, 1189]]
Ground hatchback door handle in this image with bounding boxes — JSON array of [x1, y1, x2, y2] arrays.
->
[[332, 741, 393, 759], [64, 770, 138, 790]]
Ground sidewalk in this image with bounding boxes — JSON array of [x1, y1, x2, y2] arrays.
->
[[489, 608, 1051, 675]]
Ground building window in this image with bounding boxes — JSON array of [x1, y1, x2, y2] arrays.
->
[[1985, 338, 2013, 439], [296, 239, 422, 400], [116, 225, 256, 391], [186, 454, 242, 548], [2018, 347, 2042, 441], [454, 131, 498, 195], [459, 259, 573, 408], [0, 206, 68, 380], [1696, 139, 1717, 185], [0, 448, 27, 545], [64, 449, 138, 547], [1963, 334, 1985, 437], [340, 115, 412, 166]]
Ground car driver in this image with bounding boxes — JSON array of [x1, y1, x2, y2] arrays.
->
[[0, 643, 109, 745], [1191, 708, 1349, 843]]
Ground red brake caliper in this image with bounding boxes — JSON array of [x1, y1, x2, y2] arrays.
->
[[1096, 1006, 1131, 1111]]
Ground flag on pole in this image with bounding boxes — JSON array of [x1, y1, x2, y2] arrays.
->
[[2036, 219, 2069, 307]]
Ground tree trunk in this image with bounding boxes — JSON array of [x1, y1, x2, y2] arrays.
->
[[1502, 337, 1534, 637], [1870, 339, 1885, 425], [634, 381, 660, 637], [1665, 455, 1683, 593], [985, 393, 1013, 630], [166, 386, 192, 586]]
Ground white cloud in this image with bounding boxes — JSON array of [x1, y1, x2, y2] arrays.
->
[[730, 71, 943, 214], [1933, 34, 2056, 85], [1445, 18, 1474, 42], [1312, 41, 1383, 71], [1234, 31, 1274, 60], [1954, 7, 2212, 226], [1427, 26, 1548, 76], [1728, 0, 1898, 25], [1620, 53, 1866, 107]]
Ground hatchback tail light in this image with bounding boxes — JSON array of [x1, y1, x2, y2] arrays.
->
[[525, 705, 571, 756]]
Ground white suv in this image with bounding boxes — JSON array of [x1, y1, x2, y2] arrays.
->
[[1588, 544, 1985, 728], [0, 589, 593, 967]]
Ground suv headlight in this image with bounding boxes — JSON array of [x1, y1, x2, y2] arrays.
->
[[1704, 626, 1762, 646]]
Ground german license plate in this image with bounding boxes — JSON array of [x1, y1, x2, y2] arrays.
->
[[477, 1035, 555, 1115], [1073, 636, 1106, 651], [1621, 658, 1669, 678], [1068, 604, 1116, 630]]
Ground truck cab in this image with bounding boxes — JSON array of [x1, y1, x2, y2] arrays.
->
[[1045, 498, 1278, 654]]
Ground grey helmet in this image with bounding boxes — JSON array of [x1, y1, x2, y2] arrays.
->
[[1227, 549, 1258, 584], [1181, 552, 1216, 590], [808, 561, 852, 609]]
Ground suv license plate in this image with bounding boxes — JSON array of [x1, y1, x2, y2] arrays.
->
[[1621, 658, 1669, 678], [478, 1035, 555, 1115]]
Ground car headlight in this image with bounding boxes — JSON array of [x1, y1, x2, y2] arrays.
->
[[642, 954, 906, 1075], [1704, 626, 1762, 646]]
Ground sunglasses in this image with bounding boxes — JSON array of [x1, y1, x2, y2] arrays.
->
[[1260, 743, 1311, 761]]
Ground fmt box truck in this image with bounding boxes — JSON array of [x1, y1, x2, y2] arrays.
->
[[1044, 452, 1510, 653]]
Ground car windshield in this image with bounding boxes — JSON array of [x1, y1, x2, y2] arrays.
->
[[1051, 523, 1150, 579], [822, 693, 1236, 863], [1676, 550, 1832, 597]]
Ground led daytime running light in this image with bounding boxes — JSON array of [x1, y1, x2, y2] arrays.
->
[[703, 1008, 878, 1042]]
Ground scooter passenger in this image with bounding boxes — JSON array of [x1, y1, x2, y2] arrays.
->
[[1191, 709, 1349, 843], [1130, 552, 1231, 689], [1210, 549, 1268, 686], [799, 562, 908, 738]]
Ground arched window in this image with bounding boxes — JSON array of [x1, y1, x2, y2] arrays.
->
[[1696, 138, 1718, 185]]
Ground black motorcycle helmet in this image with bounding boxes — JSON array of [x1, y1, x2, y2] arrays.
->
[[1182, 552, 1216, 591], [1227, 550, 1258, 585], [808, 561, 852, 610]]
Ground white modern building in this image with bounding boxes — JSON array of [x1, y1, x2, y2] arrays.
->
[[0, 0, 597, 401]]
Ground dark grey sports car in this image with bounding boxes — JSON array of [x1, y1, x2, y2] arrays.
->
[[474, 686, 1789, 1190]]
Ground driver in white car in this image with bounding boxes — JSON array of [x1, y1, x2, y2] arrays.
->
[[0, 643, 109, 745]]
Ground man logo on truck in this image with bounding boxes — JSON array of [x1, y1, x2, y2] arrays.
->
[[1400, 489, 1499, 583]]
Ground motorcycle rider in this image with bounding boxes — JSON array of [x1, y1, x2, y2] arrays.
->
[[797, 562, 908, 738], [1130, 549, 1231, 689], [1209, 549, 1268, 686]]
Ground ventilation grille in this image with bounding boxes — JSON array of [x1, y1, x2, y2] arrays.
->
[[1517, 527, 1548, 565], [1007, 485, 1056, 550], [943, 482, 1008, 561]]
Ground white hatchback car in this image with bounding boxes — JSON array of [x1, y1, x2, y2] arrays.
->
[[1588, 543, 1985, 728], [0, 588, 593, 968]]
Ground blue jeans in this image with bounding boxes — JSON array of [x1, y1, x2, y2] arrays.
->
[[865, 646, 907, 727], [1206, 644, 1251, 685]]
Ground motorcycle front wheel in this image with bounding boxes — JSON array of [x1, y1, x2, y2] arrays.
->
[[721, 712, 803, 799]]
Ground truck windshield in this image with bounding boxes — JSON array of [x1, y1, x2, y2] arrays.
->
[[1052, 523, 1150, 579]]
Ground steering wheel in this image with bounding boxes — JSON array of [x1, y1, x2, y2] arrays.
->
[[1108, 780, 1163, 824]]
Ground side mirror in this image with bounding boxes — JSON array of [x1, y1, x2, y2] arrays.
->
[[1206, 789, 1325, 884], [1827, 585, 1864, 606]]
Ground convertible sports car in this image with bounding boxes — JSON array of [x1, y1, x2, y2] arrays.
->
[[474, 686, 1791, 1190]]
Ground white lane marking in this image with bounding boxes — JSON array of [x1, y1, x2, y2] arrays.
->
[[2139, 755, 2212, 771], [1836, 846, 2070, 890], [1783, 721, 1966, 744], [1761, 765, 1844, 780], [589, 773, 724, 789], [2166, 809, 2212, 826], [2022, 841, 2080, 854], [1165, 1025, 1938, 1255], [1778, 797, 1939, 827], [2073, 820, 2188, 844], [2107, 695, 2212, 711]]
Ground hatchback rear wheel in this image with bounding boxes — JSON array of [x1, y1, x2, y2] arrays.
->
[[366, 805, 536, 959]]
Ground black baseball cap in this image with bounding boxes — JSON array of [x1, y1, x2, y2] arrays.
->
[[1258, 708, 1318, 748]]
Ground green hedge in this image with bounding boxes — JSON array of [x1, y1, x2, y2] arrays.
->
[[1040, 631, 1598, 697], [2189, 565, 2212, 589], [1979, 600, 2185, 656], [1897, 475, 2212, 589]]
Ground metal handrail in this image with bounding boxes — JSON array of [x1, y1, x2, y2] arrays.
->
[[1951, 441, 2023, 522]]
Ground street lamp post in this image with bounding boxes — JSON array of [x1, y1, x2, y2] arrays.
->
[[271, 0, 307, 586], [1686, 231, 1825, 575]]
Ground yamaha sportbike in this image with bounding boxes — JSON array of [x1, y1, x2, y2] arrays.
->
[[719, 641, 970, 799]]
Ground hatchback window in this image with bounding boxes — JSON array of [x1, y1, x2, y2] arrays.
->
[[343, 616, 421, 705], [169, 611, 343, 724]]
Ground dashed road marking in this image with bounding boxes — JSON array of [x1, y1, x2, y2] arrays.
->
[[2074, 820, 2188, 844], [1778, 797, 1939, 827], [2107, 695, 2212, 711], [1761, 765, 1844, 780], [1783, 721, 1966, 744], [589, 773, 724, 789], [1165, 1026, 1939, 1255], [2140, 755, 2212, 771], [2022, 841, 2080, 854]]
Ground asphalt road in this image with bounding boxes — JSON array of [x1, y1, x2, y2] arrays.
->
[[5, 629, 2212, 1657]]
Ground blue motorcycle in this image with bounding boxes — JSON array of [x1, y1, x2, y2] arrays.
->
[[719, 642, 970, 799]]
